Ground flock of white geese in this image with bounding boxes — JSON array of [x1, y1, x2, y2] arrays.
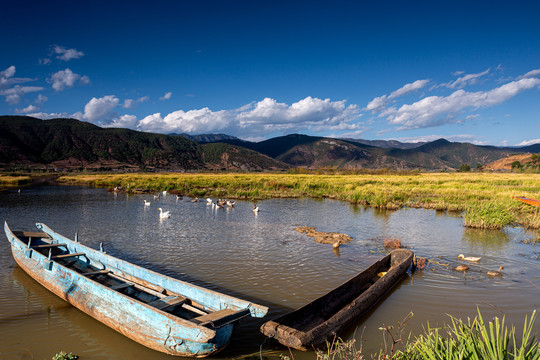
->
[[143, 191, 504, 276], [143, 191, 259, 220]]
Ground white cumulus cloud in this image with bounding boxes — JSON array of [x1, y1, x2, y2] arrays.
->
[[366, 79, 429, 112], [83, 95, 119, 123], [138, 108, 232, 134], [35, 94, 48, 104], [444, 68, 490, 89], [115, 96, 361, 138], [2, 85, 44, 104], [160, 92, 172, 100], [53, 45, 84, 61], [516, 139, 540, 146], [108, 114, 139, 128], [16, 104, 39, 113], [0, 66, 40, 103], [382, 77, 540, 130], [123, 96, 149, 109], [519, 69, 540, 79], [28, 111, 80, 120], [0, 66, 17, 88], [48, 68, 90, 91]]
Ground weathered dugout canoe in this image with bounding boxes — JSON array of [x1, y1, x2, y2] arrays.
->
[[4, 222, 268, 357], [260, 249, 413, 350]]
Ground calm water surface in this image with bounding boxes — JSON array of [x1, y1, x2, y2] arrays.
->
[[0, 186, 539, 359]]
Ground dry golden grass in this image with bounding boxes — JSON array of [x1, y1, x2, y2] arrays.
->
[[56, 172, 540, 229], [0, 174, 32, 185]]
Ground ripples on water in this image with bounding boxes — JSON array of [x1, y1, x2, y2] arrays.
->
[[0, 186, 538, 359]]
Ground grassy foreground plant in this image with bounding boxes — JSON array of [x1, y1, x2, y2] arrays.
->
[[302, 310, 538, 360], [398, 310, 539, 360], [316, 337, 365, 360]]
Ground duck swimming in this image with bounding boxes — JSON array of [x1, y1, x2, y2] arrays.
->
[[455, 264, 470, 271], [487, 266, 503, 276], [458, 254, 481, 262]]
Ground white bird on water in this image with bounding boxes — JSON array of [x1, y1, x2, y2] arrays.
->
[[144, 200, 151, 206], [158, 207, 170, 219], [253, 204, 259, 213], [458, 254, 481, 262]]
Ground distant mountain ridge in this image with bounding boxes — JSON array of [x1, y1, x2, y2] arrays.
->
[[0, 116, 285, 171], [0, 115, 538, 171], [216, 134, 538, 170], [340, 138, 427, 149], [171, 133, 241, 143]]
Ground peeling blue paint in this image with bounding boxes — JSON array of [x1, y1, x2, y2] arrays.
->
[[4, 222, 268, 357]]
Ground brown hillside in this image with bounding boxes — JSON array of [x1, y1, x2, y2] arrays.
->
[[484, 154, 532, 170]]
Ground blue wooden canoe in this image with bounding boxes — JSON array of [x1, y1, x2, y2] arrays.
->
[[4, 222, 268, 357]]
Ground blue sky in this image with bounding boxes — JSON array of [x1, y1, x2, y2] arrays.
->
[[1, 0, 539, 146]]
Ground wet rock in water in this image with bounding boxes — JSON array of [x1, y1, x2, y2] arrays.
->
[[296, 226, 354, 245]]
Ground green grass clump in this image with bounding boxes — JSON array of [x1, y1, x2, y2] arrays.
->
[[310, 310, 539, 360], [399, 310, 539, 360], [464, 201, 517, 229], [52, 352, 78, 360]]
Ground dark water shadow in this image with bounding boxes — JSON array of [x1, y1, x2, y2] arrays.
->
[[462, 228, 510, 249]]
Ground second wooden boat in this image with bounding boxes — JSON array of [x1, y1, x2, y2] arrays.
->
[[4, 222, 268, 357], [260, 248, 413, 350]]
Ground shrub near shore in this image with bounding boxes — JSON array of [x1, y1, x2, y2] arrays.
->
[[55, 172, 540, 229]]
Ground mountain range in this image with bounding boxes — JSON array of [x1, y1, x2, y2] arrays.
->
[[1, 115, 538, 172]]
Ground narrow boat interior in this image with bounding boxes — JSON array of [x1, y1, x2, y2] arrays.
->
[[14, 231, 248, 328], [274, 255, 391, 332]]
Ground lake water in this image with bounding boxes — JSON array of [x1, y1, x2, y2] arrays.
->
[[0, 185, 539, 359]]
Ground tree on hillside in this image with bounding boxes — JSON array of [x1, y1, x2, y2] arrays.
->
[[531, 153, 540, 166]]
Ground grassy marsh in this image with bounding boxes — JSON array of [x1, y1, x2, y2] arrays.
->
[[56, 172, 540, 229], [0, 174, 32, 186]]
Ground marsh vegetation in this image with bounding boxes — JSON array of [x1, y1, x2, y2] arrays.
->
[[55, 172, 540, 229]]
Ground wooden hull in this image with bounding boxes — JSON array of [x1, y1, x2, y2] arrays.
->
[[260, 249, 413, 350], [5, 222, 268, 357]]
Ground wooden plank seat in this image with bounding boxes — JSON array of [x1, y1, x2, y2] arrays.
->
[[110, 283, 133, 291], [83, 269, 110, 277], [32, 243, 67, 248], [13, 231, 49, 238], [182, 303, 208, 316], [148, 295, 188, 311], [192, 308, 250, 326], [51, 252, 86, 260]]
